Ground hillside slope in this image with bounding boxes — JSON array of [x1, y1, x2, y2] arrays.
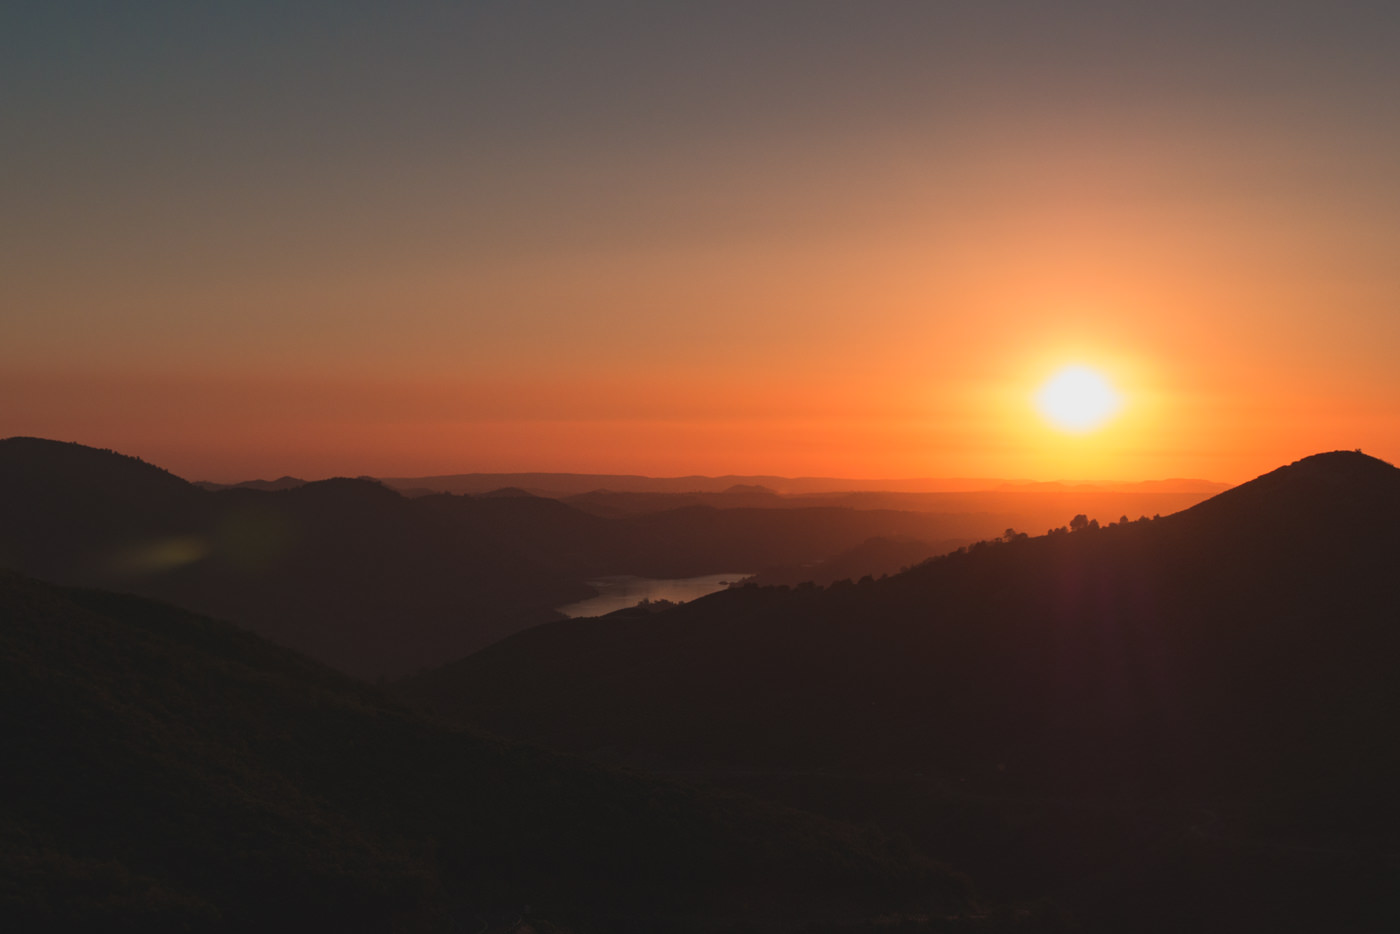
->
[[0, 570, 1000, 932], [0, 438, 589, 678], [6, 437, 1171, 675], [403, 451, 1400, 931]]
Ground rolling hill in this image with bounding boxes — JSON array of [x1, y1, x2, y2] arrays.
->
[[0, 438, 590, 678], [402, 451, 1400, 932], [0, 569, 1010, 932], [8, 437, 1183, 676]]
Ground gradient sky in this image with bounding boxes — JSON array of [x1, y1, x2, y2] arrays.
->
[[5, 2, 1400, 482]]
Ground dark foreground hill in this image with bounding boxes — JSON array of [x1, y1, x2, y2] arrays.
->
[[0, 570, 1029, 932], [745, 535, 971, 587], [402, 452, 1400, 932]]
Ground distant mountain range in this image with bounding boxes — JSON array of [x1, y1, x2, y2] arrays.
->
[[402, 450, 1400, 932], [372, 471, 1229, 497]]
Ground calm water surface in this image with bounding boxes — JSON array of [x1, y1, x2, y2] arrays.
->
[[556, 573, 749, 618]]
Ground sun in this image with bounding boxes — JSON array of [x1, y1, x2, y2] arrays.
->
[[1035, 365, 1123, 433]]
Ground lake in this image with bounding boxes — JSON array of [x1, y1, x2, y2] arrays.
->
[[556, 573, 749, 618]]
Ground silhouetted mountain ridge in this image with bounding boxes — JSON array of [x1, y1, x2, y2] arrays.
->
[[1166, 449, 1398, 529], [4, 438, 1062, 676], [195, 475, 308, 492], [0, 437, 1306, 684], [403, 450, 1400, 932], [476, 486, 539, 498], [0, 436, 194, 497], [381, 470, 1228, 497], [0, 439, 589, 678]]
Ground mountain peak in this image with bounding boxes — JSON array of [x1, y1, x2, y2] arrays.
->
[[282, 476, 401, 503], [1224, 449, 1398, 501], [1167, 449, 1400, 538], [1275, 448, 1395, 480], [0, 436, 193, 496]]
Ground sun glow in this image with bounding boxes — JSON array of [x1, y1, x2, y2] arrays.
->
[[1035, 365, 1123, 433]]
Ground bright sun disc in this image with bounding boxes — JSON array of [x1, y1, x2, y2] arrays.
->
[[1035, 366, 1123, 433]]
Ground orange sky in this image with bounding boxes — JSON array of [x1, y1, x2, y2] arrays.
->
[[5, 5, 1399, 483]]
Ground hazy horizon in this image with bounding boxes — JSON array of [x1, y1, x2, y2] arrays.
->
[[8, 434, 1242, 490]]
